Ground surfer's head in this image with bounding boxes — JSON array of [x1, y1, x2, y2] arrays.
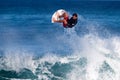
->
[[67, 13, 78, 28], [72, 13, 78, 20]]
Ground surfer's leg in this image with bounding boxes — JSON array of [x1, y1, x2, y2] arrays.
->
[[63, 19, 68, 27]]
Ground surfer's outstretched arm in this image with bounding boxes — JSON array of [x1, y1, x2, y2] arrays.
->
[[53, 19, 65, 23], [52, 18, 63, 23], [54, 19, 68, 25]]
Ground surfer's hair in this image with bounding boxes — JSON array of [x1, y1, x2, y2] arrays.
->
[[72, 13, 77, 17]]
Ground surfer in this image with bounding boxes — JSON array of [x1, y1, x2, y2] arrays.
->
[[52, 9, 78, 28]]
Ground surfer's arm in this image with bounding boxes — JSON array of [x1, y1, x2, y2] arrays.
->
[[54, 19, 67, 24], [54, 20, 64, 23]]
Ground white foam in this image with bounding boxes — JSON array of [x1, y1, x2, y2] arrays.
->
[[1, 50, 36, 73], [64, 27, 120, 80]]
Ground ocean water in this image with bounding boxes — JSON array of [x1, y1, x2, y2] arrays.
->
[[0, 0, 120, 80]]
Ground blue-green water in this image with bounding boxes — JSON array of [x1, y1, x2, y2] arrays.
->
[[0, 1, 120, 80]]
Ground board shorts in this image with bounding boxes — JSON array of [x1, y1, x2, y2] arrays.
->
[[51, 9, 66, 23], [63, 17, 69, 27]]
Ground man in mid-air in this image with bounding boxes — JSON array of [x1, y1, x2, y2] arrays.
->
[[52, 9, 78, 28]]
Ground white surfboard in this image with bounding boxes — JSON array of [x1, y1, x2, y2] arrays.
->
[[51, 9, 66, 23]]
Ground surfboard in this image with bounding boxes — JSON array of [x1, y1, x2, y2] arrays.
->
[[51, 11, 57, 23], [51, 9, 66, 23]]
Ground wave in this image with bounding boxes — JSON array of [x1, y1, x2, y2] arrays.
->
[[0, 13, 120, 80], [0, 26, 120, 80]]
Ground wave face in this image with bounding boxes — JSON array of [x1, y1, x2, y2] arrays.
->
[[0, 1, 120, 80]]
